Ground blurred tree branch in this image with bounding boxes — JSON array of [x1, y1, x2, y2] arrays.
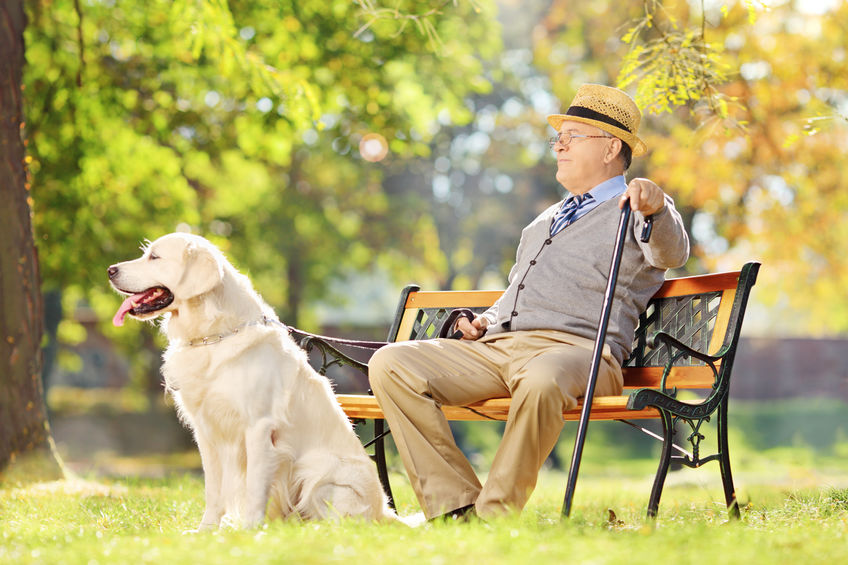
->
[[617, 0, 766, 122]]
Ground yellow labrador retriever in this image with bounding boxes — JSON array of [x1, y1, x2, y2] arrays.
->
[[108, 233, 395, 529]]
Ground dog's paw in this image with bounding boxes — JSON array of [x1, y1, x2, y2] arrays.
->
[[397, 512, 427, 528], [182, 522, 218, 535]]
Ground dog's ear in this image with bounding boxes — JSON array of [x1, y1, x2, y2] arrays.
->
[[174, 241, 224, 299]]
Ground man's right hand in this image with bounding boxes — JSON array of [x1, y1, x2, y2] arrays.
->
[[455, 315, 489, 340]]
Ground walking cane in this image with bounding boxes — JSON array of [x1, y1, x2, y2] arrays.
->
[[562, 199, 652, 517]]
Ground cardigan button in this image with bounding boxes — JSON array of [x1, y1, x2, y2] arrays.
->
[[511, 311, 518, 317], [530, 260, 537, 265], [545, 239, 552, 245], [518, 284, 525, 290]]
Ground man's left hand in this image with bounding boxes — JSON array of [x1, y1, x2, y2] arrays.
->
[[620, 178, 666, 216]]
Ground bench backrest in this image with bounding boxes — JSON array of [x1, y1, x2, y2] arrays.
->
[[385, 262, 760, 393]]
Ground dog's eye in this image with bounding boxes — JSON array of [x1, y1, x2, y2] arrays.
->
[[149, 253, 160, 260]]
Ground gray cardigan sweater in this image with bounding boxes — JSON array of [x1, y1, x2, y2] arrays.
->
[[482, 195, 690, 364]]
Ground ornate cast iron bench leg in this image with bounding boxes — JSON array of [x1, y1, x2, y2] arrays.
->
[[717, 399, 740, 518], [647, 409, 676, 518], [373, 418, 395, 510]]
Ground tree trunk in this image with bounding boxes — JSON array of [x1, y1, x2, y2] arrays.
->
[[0, 0, 58, 477]]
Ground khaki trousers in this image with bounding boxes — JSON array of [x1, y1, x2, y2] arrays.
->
[[368, 330, 623, 519]]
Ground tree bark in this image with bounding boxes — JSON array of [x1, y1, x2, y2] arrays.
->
[[0, 0, 55, 475]]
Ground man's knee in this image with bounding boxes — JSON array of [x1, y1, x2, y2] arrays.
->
[[368, 342, 418, 395], [511, 364, 576, 412], [513, 371, 564, 400], [367, 345, 397, 392], [514, 347, 592, 404]]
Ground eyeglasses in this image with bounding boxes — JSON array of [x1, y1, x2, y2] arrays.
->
[[548, 132, 611, 149]]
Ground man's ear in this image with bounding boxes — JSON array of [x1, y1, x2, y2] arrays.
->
[[174, 242, 224, 299], [605, 137, 623, 165]]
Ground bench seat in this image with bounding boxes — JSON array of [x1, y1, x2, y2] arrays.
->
[[337, 393, 661, 421]]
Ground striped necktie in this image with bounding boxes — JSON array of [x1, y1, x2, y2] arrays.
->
[[550, 193, 594, 236]]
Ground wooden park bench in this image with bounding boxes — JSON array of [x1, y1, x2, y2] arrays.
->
[[298, 261, 760, 519]]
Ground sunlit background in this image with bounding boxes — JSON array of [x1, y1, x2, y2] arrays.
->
[[15, 0, 847, 484]]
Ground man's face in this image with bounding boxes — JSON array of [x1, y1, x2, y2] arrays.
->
[[553, 121, 615, 195]]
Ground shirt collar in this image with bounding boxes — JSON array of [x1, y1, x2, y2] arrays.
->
[[566, 175, 626, 205]]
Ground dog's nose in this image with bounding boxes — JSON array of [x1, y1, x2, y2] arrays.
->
[[108, 265, 119, 280]]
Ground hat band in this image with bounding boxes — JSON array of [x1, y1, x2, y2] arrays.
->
[[565, 106, 631, 133]]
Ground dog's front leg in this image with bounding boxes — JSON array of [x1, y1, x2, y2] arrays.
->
[[195, 429, 226, 530], [243, 418, 281, 528]]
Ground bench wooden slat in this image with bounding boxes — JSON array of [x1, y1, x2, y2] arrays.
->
[[650, 270, 740, 297], [403, 270, 743, 309], [707, 286, 737, 355], [337, 394, 660, 422], [405, 290, 505, 309], [621, 364, 719, 390]]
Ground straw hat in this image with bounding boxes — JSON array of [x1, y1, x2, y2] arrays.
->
[[547, 84, 647, 157]]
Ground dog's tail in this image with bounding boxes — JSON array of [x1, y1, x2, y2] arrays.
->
[[246, 417, 297, 521], [293, 451, 392, 522]]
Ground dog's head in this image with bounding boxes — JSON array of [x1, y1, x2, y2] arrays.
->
[[108, 233, 224, 327]]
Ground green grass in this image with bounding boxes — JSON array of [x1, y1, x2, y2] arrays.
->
[[2, 472, 847, 565], [5, 396, 847, 563]]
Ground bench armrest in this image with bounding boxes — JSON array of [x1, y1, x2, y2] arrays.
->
[[628, 331, 725, 419], [298, 335, 381, 376], [648, 331, 721, 365]]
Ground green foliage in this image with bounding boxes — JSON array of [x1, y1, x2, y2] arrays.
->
[[618, 31, 729, 115], [168, 0, 321, 127], [24, 0, 499, 296], [22, 0, 848, 384], [616, 1, 732, 117], [23, 0, 501, 386]]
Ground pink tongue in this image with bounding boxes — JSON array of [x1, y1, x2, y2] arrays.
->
[[112, 292, 147, 327]]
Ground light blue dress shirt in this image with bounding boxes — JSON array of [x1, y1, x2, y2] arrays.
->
[[560, 175, 627, 223]]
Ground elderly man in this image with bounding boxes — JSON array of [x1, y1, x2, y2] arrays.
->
[[369, 84, 690, 521]]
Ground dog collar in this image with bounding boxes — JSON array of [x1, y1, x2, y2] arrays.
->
[[186, 316, 287, 347]]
